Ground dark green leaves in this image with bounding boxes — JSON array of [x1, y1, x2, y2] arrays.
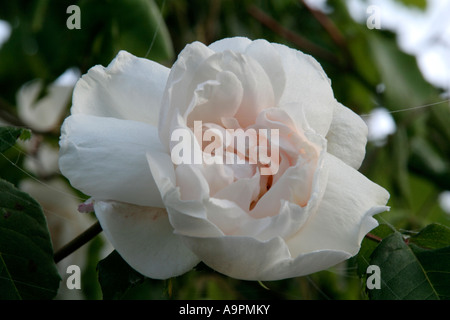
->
[[97, 250, 146, 300], [0, 179, 61, 299], [364, 224, 450, 300], [0, 0, 174, 103], [0, 126, 60, 299], [79, 0, 174, 64]]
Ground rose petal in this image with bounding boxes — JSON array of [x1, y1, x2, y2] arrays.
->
[[161, 41, 278, 147], [175, 164, 210, 202], [208, 37, 253, 53], [72, 50, 169, 127], [286, 153, 390, 257], [249, 108, 327, 218], [326, 101, 368, 169], [186, 71, 243, 127], [192, 50, 276, 128], [204, 198, 254, 236], [244, 39, 286, 105], [159, 42, 215, 149], [182, 234, 351, 281], [213, 170, 261, 212], [94, 200, 200, 279], [271, 43, 335, 137], [199, 163, 234, 197], [250, 157, 316, 218], [209, 38, 286, 106], [59, 114, 166, 207], [146, 153, 224, 238]]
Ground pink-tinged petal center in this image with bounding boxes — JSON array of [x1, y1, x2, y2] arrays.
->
[[164, 41, 325, 237], [171, 107, 321, 221]]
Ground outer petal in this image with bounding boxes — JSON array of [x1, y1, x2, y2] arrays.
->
[[325, 102, 369, 169], [181, 234, 351, 281], [94, 201, 200, 279], [286, 153, 390, 257], [271, 43, 335, 137], [72, 50, 169, 126], [59, 114, 166, 207], [208, 36, 252, 53]]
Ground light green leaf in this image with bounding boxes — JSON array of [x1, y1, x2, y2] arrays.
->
[[393, 0, 427, 9], [0, 179, 61, 300], [368, 32, 438, 113], [0, 126, 30, 154], [408, 223, 450, 250]]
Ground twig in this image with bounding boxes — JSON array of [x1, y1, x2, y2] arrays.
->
[[247, 5, 338, 64], [54, 221, 103, 263], [365, 233, 383, 243], [300, 0, 346, 48]]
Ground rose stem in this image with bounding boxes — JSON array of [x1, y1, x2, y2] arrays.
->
[[364, 233, 383, 243], [54, 221, 103, 263]]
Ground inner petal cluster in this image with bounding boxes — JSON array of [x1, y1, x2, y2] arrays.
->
[[166, 45, 324, 235], [175, 107, 321, 220]]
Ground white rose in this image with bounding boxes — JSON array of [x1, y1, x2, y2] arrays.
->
[[59, 37, 389, 281]]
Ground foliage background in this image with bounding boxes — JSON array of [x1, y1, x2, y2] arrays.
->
[[0, 0, 449, 300]]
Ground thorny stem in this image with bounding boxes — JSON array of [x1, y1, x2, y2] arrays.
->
[[54, 221, 103, 263]]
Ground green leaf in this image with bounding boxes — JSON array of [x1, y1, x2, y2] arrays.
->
[[0, 126, 30, 154], [111, 0, 174, 61], [368, 32, 439, 113], [368, 231, 450, 300], [408, 223, 450, 250], [390, 127, 412, 207], [0, 179, 61, 299], [79, 0, 174, 64], [393, 0, 427, 9], [410, 245, 450, 299], [97, 250, 146, 300], [356, 223, 395, 277]]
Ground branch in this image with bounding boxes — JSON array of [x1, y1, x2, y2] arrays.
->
[[300, 0, 346, 48], [54, 221, 103, 263], [365, 233, 383, 243], [247, 5, 338, 64]]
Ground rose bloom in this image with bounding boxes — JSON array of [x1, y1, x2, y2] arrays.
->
[[59, 37, 389, 281]]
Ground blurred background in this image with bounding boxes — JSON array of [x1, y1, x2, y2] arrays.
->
[[0, 0, 449, 299]]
